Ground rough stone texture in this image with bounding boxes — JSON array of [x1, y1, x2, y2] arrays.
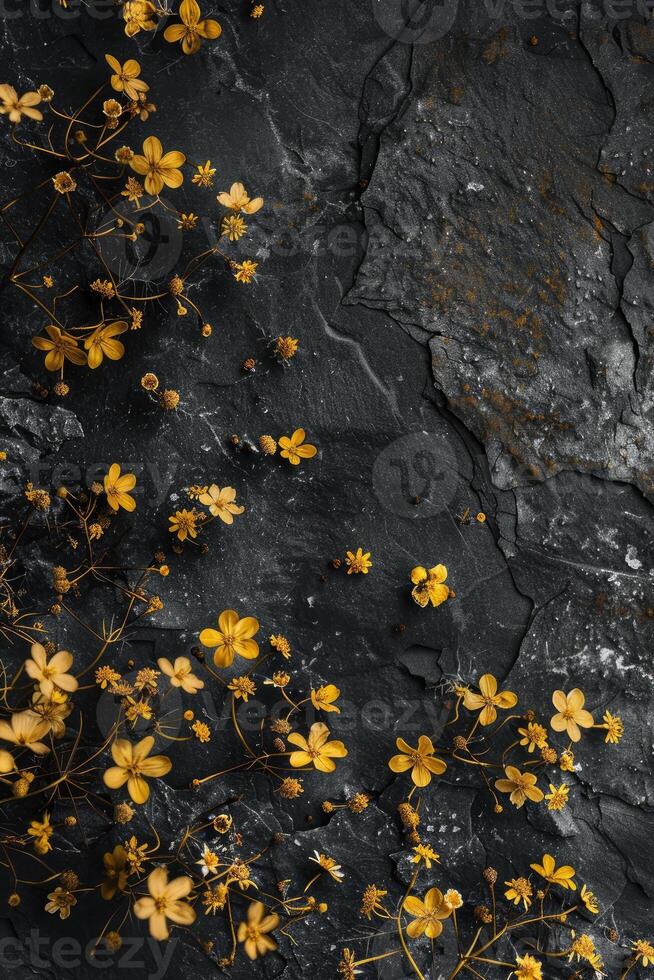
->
[[0, 0, 652, 978]]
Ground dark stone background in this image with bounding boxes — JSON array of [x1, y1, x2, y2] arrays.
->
[[0, 0, 652, 977]]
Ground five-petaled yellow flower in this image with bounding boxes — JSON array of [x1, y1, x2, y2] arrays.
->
[[237, 900, 280, 960], [157, 656, 204, 693], [104, 463, 137, 512], [217, 181, 263, 214], [105, 54, 149, 101], [32, 326, 87, 371], [530, 853, 576, 890], [550, 689, 594, 742], [200, 609, 260, 667], [25, 643, 78, 699], [0, 710, 50, 755], [463, 673, 518, 726], [410, 564, 450, 607], [494, 765, 544, 808], [310, 684, 340, 713], [84, 321, 127, 369], [198, 484, 244, 523], [403, 887, 452, 939], [388, 735, 447, 787], [278, 428, 317, 465], [133, 867, 196, 940], [103, 735, 172, 804], [164, 0, 221, 54], [288, 721, 347, 772], [0, 84, 42, 124], [130, 136, 186, 196]]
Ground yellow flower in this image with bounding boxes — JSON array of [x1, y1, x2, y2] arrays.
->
[[632, 940, 654, 967], [157, 657, 204, 693], [198, 484, 244, 523], [518, 722, 548, 752], [0, 84, 42, 123], [270, 634, 291, 658], [32, 326, 86, 371], [122, 177, 144, 205], [544, 783, 569, 811], [228, 676, 257, 701], [403, 887, 452, 939], [164, 0, 221, 54], [45, 887, 76, 919], [101, 845, 128, 900], [410, 564, 450, 607], [550, 689, 594, 742], [103, 735, 172, 804], [288, 721, 347, 772], [309, 851, 344, 881], [192, 720, 210, 742], [411, 844, 439, 868], [504, 877, 532, 910], [278, 428, 317, 465], [217, 181, 263, 214], [495, 766, 544, 808], [25, 643, 78, 698], [221, 215, 247, 240], [130, 136, 185, 196], [28, 812, 53, 853], [84, 321, 127, 369], [388, 735, 447, 787], [237, 900, 279, 960], [123, 0, 157, 35], [275, 335, 299, 360], [105, 55, 149, 101], [513, 954, 542, 980], [568, 933, 602, 970], [169, 509, 198, 541], [200, 609, 260, 667], [345, 548, 372, 575], [310, 684, 340, 713], [0, 710, 50, 755], [197, 845, 220, 876], [133, 867, 195, 940], [177, 212, 198, 230], [233, 259, 258, 283], [559, 748, 575, 772], [463, 673, 518, 725], [192, 160, 215, 186], [104, 463, 137, 512], [580, 884, 599, 914], [602, 710, 624, 744], [444, 889, 463, 910], [530, 853, 576, 890]]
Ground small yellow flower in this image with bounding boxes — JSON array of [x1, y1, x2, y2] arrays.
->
[[84, 321, 127, 369], [632, 940, 654, 967], [157, 657, 204, 693], [530, 853, 576, 891], [177, 212, 198, 230], [0, 710, 50, 755], [133, 867, 195, 940], [270, 634, 291, 658], [388, 735, 447, 787], [228, 676, 257, 701], [403, 887, 452, 940], [513, 954, 542, 980], [550, 688, 594, 742], [544, 783, 569, 811], [104, 464, 137, 512], [163, 0, 221, 55], [105, 54, 149, 101], [580, 884, 599, 914], [559, 748, 576, 772], [25, 643, 77, 698], [198, 484, 244, 523], [218, 181, 263, 214], [495, 766, 544, 808], [309, 851, 344, 881], [288, 722, 347, 772], [123, 0, 157, 36], [410, 564, 450, 607], [411, 844, 439, 868], [310, 684, 340, 713], [233, 259, 258, 283], [200, 609, 260, 668], [221, 215, 247, 240], [345, 548, 372, 575], [130, 136, 185, 196], [168, 509, 198, 541], [444, 889, 463, 910], [463, 674, 518, 726], [101, 845, 128, 900], [517, 722, 548, 752], [28, 812, 53, 853], [504, 877, 532, 910], [103, 736, 171, 805], [192, 160, 216, 186], [602, 710, 624, 744], [32, 326, 86, 371], [192, 720, 210, 742], [45, 887, 76, 919], [237, 901, 279, 960], [279, 428, 317, 465], [275, 336, 298, 361], [0, 84, 42, 123]]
